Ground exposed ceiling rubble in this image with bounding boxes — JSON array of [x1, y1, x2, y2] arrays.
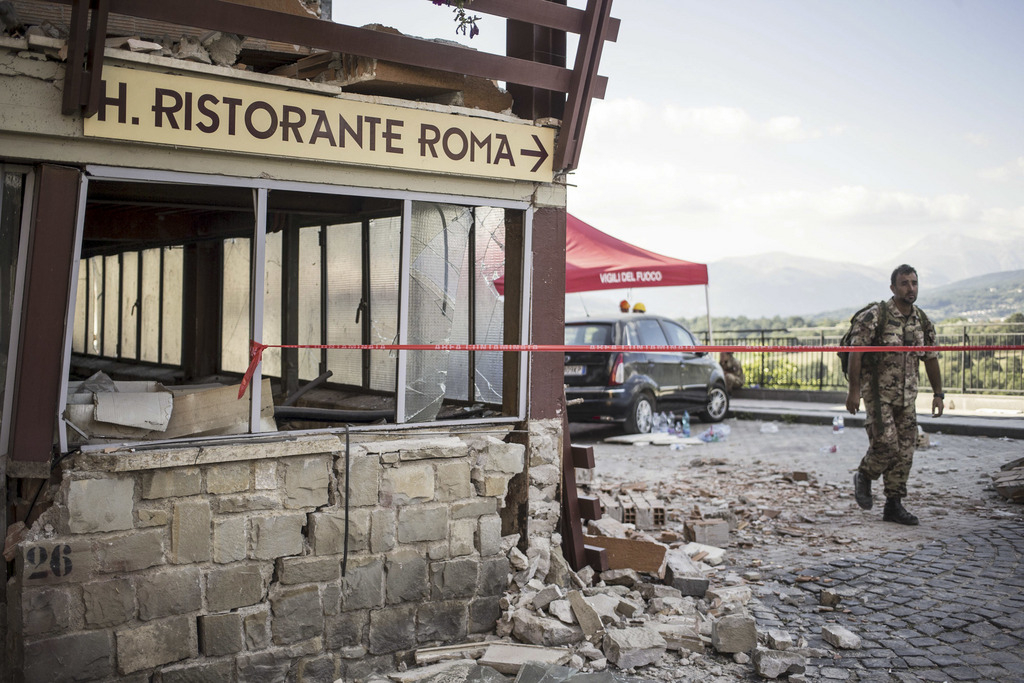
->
[[4, 0, 513, 113]]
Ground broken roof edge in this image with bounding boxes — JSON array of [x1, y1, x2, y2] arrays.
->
[[0, 34, 562, 128]]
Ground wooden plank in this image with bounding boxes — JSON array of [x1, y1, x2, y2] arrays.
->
[[583, 535, 668, 577]]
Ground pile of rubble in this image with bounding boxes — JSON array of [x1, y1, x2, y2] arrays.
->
[[351, 521, 862, 683]]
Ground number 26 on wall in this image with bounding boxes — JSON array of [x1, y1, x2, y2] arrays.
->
[[25, 545, 73, 580]]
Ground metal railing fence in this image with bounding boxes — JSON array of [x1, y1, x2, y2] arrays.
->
[[697, 323, 1024, 395]]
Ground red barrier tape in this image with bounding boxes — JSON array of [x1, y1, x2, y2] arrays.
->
[[238, 340, 1024, 398]]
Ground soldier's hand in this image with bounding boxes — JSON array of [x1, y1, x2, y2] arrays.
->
[[846, 391, 860, 415], [932, 396, 944, 418]]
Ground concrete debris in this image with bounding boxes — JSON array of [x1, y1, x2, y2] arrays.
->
[[682, 541, 727, 566], [567, 591, 604, 639], [711, 613, 757, 654], [705, 585, 752, 607], [201, 31, 244, 66], [684, 518, 730, 547], [385, 658, 478, 682], [602, 627, 668, 669], [477, 643, 572, 675], [648, 622, 704, 653], [819, 587, 842, 607], [752, 647, 807, 679], [532, 584, 564, 611], [821, 623, 862, 649], [172, 36, 212, 64], [547, 599, 575, 625], [599, 568, 642, 587], [765, 629, 794, 651], [512, 610, 584, 647], [663, 548, 710, 597], [993, 463, 1024, 502]]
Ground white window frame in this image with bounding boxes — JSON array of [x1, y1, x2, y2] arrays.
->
[[60, 165, 533, 452]]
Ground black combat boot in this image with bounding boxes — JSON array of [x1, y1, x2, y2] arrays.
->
[[883, 497, 919, 526], [853, 471, 873, 510]]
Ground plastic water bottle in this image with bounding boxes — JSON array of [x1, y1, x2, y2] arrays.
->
[[832, 416, 845, 433], [681, 410, 691, 437], [667, 411, 676, 434], [659, 411, 670, 433]]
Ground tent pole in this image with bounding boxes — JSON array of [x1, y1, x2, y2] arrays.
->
[[704, 284, 713, 344]]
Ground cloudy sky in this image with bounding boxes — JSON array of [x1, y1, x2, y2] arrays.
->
[[334, 1, 1024, 270]]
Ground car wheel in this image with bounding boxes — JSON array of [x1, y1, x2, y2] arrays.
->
[[625, 393, 655, 434], [700, 384, 729, 423]]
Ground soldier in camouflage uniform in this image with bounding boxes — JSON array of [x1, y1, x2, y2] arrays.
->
[[845, 264, 944, 525]]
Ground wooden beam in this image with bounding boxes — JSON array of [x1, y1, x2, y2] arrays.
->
[[571, 443, 595, 469], [52, 0, 597, 93], [577, 494, 602, 522], [554, 0, 614, 171]]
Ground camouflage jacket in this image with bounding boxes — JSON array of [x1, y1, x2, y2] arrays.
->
[[850, 298, 938, 408]]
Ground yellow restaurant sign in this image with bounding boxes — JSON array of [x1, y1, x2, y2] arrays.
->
[[84, 66, 554, 183]]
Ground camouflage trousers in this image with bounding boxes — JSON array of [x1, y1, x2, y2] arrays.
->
[[859, 398, 918, 498]]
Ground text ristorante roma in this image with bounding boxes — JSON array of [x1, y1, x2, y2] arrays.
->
[[83, 66, 554, 182]]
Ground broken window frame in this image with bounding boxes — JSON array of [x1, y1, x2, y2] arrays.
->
[[59, 165, 532, 453], [0, 164, 34, 459]]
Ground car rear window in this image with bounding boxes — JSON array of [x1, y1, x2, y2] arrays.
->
[[565, 323, 613, 345]]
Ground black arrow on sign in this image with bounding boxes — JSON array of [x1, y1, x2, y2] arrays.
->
[[521, 135, 550, 173]]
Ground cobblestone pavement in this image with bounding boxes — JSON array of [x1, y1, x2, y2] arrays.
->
[[753, 524, 1024, 682]]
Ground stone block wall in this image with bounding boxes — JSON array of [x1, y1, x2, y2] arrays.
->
[[5, 429, 532, 683]]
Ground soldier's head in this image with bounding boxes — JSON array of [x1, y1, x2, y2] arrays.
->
[[890, 264, 919, 308], [890, 264, 917, 287]]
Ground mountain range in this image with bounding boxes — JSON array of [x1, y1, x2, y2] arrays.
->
[[570, 234, 1024, 320]]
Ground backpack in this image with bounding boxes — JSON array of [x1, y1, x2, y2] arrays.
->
[[838, 301, 888, 377]]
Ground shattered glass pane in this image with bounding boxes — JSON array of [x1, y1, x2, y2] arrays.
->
[[473, 207, 506, 404], [120, 251, 138, 359], [72, 262, 86, 354], [261, 232, 282, 378], [103, 255, 119, 356], [297, 226, 321, 381], [404, 203, 471, 422], [161, 246, 183, 366], [88, 256, 103, 355], [325, 222, 362, 386], [140, 249, 160, 362], [369, 217, 400, 392]]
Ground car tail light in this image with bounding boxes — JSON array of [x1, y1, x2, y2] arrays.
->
[[609, 353, 625, 385]]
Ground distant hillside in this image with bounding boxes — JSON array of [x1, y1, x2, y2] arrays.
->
[[809, 270, 1024, 324], [565, 233, 1024, 321], [890, 235, 1024, 286]]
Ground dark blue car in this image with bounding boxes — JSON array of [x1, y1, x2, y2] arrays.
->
[[564, 313, 729, 433]]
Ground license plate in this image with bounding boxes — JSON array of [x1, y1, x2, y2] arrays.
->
[[564, 365, 585, 376]]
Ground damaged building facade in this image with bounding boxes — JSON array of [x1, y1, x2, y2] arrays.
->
[[0, 1, 617, 680]]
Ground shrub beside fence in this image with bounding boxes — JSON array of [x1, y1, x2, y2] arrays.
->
[[700, 323, 1024, 395]]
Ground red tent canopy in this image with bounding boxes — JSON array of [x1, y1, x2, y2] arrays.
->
[[494, 213, 708, 294]]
